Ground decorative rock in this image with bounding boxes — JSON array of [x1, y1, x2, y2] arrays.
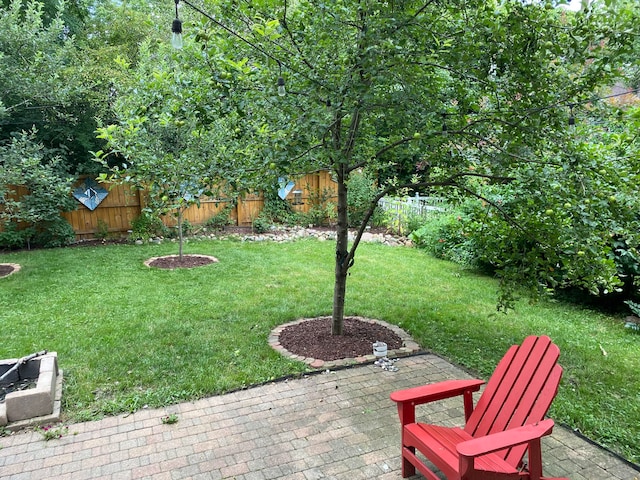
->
[[231, 227, 408, 246]]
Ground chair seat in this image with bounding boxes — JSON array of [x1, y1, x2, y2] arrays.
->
[[405, 423, 519, 479]]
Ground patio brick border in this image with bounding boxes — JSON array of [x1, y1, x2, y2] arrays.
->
[[269, 316, 422, 369]]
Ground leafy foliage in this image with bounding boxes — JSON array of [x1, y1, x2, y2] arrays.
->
[[346, 172, 384, 228], [204, 202, 236, 230], [193, 0, 636, 322], [412, 101, 640, 307], [301, 186, 337, 227], [129, 211, 168, 242], [0, 130, 76, 249], [101, 0, 637, 325]]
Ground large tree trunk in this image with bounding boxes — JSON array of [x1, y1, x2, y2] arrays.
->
[[332, 163, 349, 335]]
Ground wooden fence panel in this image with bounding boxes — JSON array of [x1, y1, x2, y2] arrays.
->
[[7, 170, 337, 239], [62, 182, 142, 238], [180, 197, 235, 226], [236, 194, 264, 225]]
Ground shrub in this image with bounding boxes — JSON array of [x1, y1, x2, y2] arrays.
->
[[252, 214, 272, 233], [0, 222, 35, 250], [95, 219, 110, 240], [205, 203, 235, 230], [410, 212, 477, 266], [302, 186, 336, 227], [179, 218, 192, 237], [1, 131, 77, 249], [32, 217, 75, 248], [261, 189, 300, 225], [130, 211, 167, 242], [347, 172, 383, 227]]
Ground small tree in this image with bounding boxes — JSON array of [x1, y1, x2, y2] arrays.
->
[[96, 43, 240, 257], [0, 130, 76, 248]]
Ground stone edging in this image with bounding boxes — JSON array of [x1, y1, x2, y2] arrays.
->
[[269, 317, 422, 369], [0, 263, 21, 278], [143, 254, 219, 268]]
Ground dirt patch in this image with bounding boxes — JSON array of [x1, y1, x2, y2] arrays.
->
[[0, 263, 21, 278], [144, 255, 218, 269], [278, 316, 404, 361]]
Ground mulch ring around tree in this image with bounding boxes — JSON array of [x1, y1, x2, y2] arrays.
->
[[270, 316, 422, 369], [144, 254, 218, 269], [0, 263, 21, 278]]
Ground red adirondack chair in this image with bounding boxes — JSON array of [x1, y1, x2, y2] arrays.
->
[[390, 335, 568, 480]]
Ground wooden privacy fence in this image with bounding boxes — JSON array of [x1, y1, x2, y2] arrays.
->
[[59, 170, 337, 239]]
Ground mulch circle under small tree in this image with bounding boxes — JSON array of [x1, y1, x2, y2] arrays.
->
[[278, 316, 404, 361], [0, 263, 21, 278], [144, 255, 218, 269]]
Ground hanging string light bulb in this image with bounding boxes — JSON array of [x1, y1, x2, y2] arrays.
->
[[277, 77, 286, 97], [277, 62, 286, 97], [568, 104, 576, 127], [171, 0, 183, 49]]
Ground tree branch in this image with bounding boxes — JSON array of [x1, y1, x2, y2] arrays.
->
[[280, 7, 316, 73]]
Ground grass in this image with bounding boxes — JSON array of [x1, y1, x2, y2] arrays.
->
[[1, 237, 639, 464]]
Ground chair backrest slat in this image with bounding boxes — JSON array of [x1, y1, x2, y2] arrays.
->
[[463, 336, 563, 466]]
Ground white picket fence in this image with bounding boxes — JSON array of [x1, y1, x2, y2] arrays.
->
[[378, 194, 447, 219]]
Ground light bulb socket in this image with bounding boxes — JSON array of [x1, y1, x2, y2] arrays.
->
[[172, 18, 183, 34], [568, 104, 576, 126]]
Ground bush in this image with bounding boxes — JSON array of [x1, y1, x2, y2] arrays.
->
[[252, 214, 272, 233], [406, 212, 434, 235], [410, 212, 477, 266], [32, 217, 75, 248], [130, 212, 167, 242], [178, 218, 192, 237], [95, 219, 110, 240], [301, 186, 336, 227], [205, 203, 235, 230], [347, 172, 383, 227], [0, 222, 35, 250], [261, 190, 300, 226]]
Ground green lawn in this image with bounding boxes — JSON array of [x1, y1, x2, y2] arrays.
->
[[1, 238, 639, 464]]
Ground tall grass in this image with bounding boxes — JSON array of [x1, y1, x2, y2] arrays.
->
[[1, 238, 638, 463]]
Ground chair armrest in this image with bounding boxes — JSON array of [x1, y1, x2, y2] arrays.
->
[[457, 419, 555, 458], [390, 379, 484, 425], [390, 379, 484, 405]]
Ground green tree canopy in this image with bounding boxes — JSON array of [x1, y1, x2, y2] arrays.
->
[[99, 0, 638, 330]]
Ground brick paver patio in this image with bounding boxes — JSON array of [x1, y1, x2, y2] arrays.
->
[[1, 354, 638, 479]]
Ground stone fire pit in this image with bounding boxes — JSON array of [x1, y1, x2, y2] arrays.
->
[[0, 352, 62, 430]]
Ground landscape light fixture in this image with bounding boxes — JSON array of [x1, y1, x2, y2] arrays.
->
[[171, 0, 183, 49]]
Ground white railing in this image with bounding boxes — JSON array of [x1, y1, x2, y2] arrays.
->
[[378, 194, 447, 218]]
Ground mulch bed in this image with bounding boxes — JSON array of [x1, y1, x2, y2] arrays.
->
[[145, 255, 218, 269], [0, 264, 20, 278], [278, 316, 403, 361]]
